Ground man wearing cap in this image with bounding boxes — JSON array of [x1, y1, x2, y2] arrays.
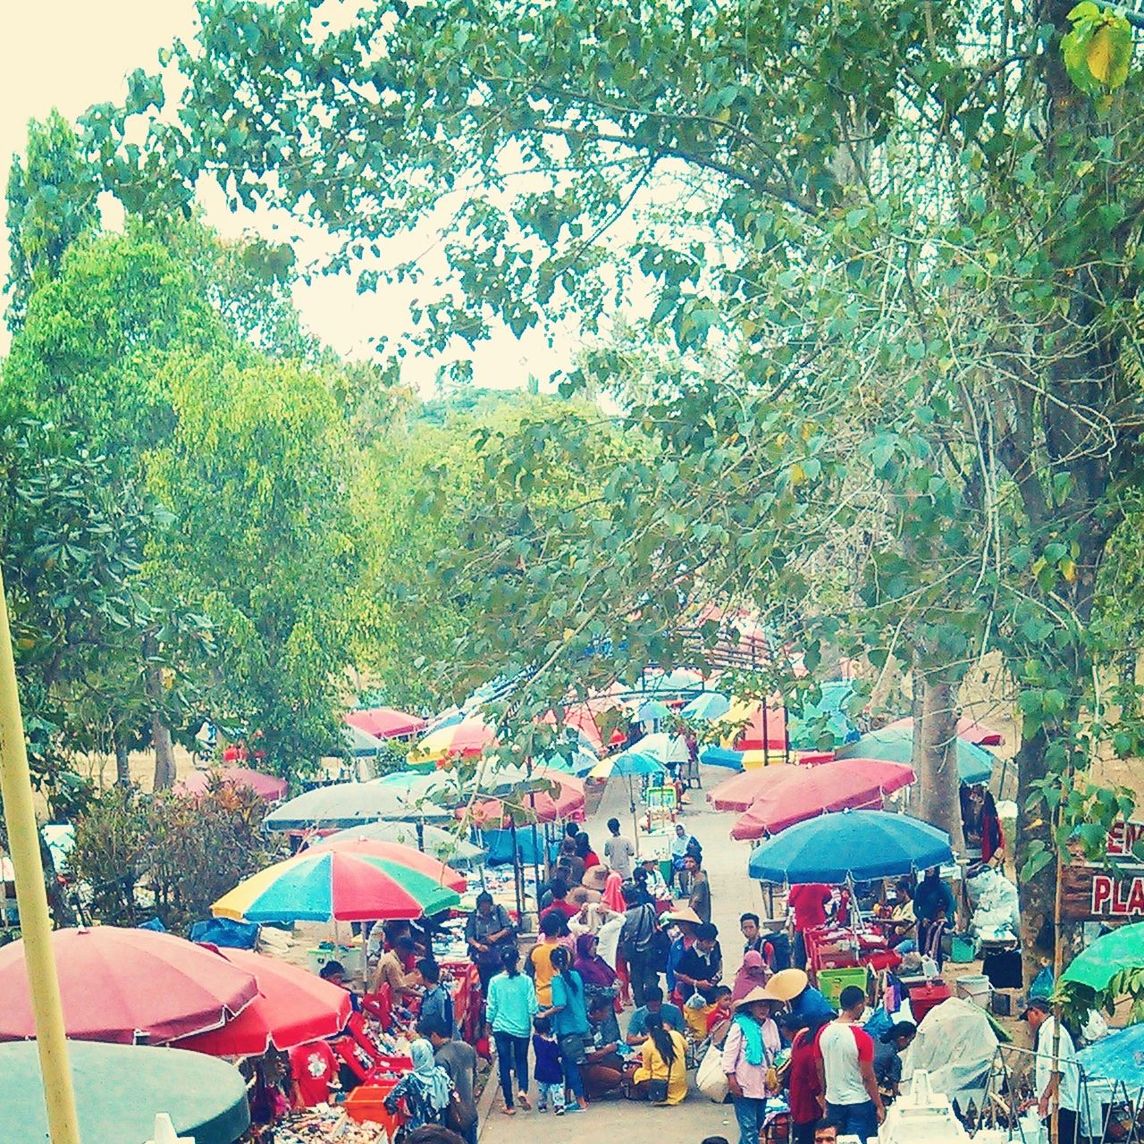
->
[[1023, 998, 1079, 1143], [723, 985, 782, 1144], [815, 985, 883, 1142]]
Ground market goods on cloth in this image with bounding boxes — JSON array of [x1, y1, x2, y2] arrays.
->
[[0, 926, 259, 1044]]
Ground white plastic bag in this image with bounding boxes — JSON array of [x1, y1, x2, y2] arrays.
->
[[696, 1042, 728, 1103]]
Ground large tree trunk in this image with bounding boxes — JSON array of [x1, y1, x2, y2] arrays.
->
[[911, 668, 967, 854], [143, 630, 177, 790], [1016, 727, 1058, 986]]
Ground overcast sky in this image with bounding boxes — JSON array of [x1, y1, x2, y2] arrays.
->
[[0, 1, 571, 391]]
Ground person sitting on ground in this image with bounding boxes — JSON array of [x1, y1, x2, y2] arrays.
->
[[425, 1021, 478, 1144], [686, 855, 712, 924], [873, 1021, 916, 1102], [604, 817, 637, 880], [626, 985, 685, 1045], [740, 913, 775, 967], [416, 959, 455, 1038], [730, 949, 771, 1004], [527, 910, 572, 1007], [638, 856, 670, 901], [582, 994, 626, 1099], [627, 1012, 688, 1105], [674, 922, 723, 1004], [372, 936, 422, 1006]]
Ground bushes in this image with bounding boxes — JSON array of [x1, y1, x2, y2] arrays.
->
[[67, 779, 282, 933]]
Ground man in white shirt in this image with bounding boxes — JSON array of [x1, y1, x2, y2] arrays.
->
[[603, 817, 635, 879], [1023, 998, 1079, 1144], [815, 986, 884, 1143]]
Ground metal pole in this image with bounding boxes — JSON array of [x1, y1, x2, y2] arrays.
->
[[0, 573, 82, 1144]]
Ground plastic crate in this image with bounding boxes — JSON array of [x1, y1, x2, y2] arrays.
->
[[817, 966, 868, 1007], [949, 933, 977, 963], [344, 1079, 403, 1136], [907, 981, 951, 1025]]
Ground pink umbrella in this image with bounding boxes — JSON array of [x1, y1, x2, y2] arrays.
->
[[540, 704, 604, 752], [345, 707, 427, 739], [177, 766, 287, 802], [0, 927, 259, 1045], [728, 760, 917, 841], [461, 771, 587, 827], [882, 714, 1002, 747], [173, 947, 352, 1056]]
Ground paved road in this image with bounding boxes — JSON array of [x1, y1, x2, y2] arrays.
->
[[477, 761, 763, 1144]]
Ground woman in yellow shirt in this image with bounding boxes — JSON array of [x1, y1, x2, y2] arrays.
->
[[630, 1014, 688, 1105]]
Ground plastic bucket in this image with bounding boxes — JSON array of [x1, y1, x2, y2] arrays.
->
[[956, 973, 993, 1008]]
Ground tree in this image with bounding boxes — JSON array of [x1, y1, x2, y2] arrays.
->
[[98, 0, 1144, 977], [146, 352, 362, 781], [4, 109, 99, 331]]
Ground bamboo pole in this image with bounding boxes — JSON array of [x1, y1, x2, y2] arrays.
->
[[0, 575, 81, 1143]]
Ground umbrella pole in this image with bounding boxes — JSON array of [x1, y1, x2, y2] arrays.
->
[[0, 573, 81, 1144], [510, 821, 524, 920], [416, 821, 425, 853], [629, 773, 639, 848]]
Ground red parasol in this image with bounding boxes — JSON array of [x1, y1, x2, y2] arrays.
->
[[345, 707, 428, 740], [176, 766, 287, 802], [0, 927, 259, 1045], [174, 948, 352, 1056], [460, 770, 586, 827], [728, 759, 917, 841], [881, 714, 1003, 747]]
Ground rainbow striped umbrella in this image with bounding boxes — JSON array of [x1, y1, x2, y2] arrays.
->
[[211, 840, 465, 923]]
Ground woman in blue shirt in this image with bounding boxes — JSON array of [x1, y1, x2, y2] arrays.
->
[[539, 945, 590, 1112], [486, 947, 538, 1114]]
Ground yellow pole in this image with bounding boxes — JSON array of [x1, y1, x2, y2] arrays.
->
[[0, 574, 82, 1143]]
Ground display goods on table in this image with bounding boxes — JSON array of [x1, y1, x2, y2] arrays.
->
[[272, 1104, 391, 1142]]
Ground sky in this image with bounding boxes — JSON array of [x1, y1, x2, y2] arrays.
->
[[0, 1, 571, 392]]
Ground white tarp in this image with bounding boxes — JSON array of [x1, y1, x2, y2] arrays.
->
[[902, 997, 999, 1094]]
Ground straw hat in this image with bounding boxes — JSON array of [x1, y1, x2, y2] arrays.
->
[[733, 985, 783, 1011], [581, 866, 610, 892], [661, 906, 702, 926], [567, 886, 601, 906], [765, 968, 810, 1002]]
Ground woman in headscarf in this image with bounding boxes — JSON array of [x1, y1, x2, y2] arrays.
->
[[601, 870, 625, 913], [384, 1038, 454, 1133], [730, 949, 771, 1004], [574, 932, 617, 1009]]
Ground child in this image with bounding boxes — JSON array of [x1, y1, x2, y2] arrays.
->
[[532, 1015, 565, 1115]]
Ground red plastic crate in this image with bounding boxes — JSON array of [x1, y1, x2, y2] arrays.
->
[[344, 1079, 404, 1136], [908, 981, 951, 1025]]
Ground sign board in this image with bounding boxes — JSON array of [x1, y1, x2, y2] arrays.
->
[[1060, 818, 1144, 921]]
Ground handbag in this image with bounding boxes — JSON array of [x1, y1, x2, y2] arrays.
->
[[697, 1042, 729, 1103], [558, 1032, 588, 1064], [646, 1077, 670, 1103], [445, 1086, 476, 1133]]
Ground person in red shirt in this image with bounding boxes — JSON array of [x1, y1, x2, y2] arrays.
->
[[538, 878, 580, 923], [814, 986, 884, 1142], [781, 1011, 827, 1144], [787, 883, 833, 970], [575, 832, 601, 870]]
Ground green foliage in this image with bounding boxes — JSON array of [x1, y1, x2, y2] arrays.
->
[[146, 353, 362, 779], [68, 782, 281, 932], [1062, 3, 1134, 94], [4, 109, 99, 331]]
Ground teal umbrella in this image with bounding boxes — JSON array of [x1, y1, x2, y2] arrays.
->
[[638, 699, 674, 723], [836, 727, 993, 785], [590, 749, 666, 839], [0, 1041, 249, 1143], [682, 691, 731, 721], [1060, 921, 1144, 992]]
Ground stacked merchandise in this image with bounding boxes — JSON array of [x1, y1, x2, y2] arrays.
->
[[272, 1105, 389, 1142]]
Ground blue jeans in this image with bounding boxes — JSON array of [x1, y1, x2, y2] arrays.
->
[[827, 1099, 879, 1143], [493, 1031, 529, 1108], [733, 1096, 767, 1144]]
